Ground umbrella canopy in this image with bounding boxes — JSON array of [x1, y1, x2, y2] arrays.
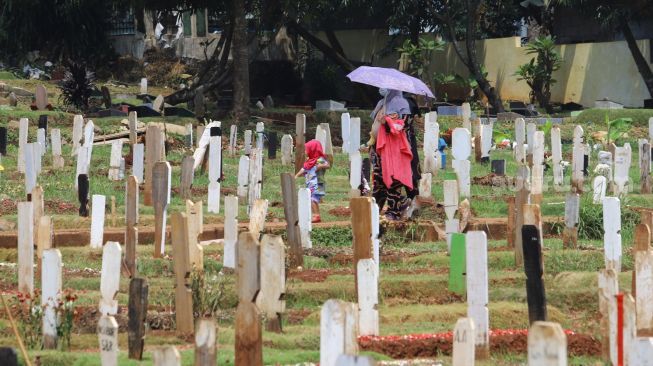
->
[[346, 66, 435, 99]]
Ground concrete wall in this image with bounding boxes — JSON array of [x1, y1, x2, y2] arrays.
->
[[316, 30, 653, 107]]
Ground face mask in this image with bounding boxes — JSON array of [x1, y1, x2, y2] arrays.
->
[[379, 88, 388, 97]]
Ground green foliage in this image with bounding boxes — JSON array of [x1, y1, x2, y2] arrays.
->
[[578, 194, 639, 240], [58, 62, 97, 112], [514, 36, 562, 109], [574, 108, 653, 127], [312, 226, 352, 247], [396, 37, 444, 86], [605, 114, 632, 145], [190, 269, 231, 318]]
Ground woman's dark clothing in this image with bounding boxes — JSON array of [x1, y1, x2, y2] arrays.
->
[[370, 145, 408, 217], [404, 96, 421, 199]]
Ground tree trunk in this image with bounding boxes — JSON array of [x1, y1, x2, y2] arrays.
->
[[232, 0, 250, 122], [620, 17, 653, 98]]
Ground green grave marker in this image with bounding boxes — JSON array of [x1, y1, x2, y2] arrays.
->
[[449, 233, 466, 295]]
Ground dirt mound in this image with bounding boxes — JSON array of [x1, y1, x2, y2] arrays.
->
[[359, 329, 600, 358], [473, 173, 514, 187], [329, 206, 351, 217]]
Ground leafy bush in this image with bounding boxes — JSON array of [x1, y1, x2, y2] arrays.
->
[[514, 36, 562, 111], [58, 62, 96, 112], [578, 195, 639, 241], [312, 227, 352, 247]]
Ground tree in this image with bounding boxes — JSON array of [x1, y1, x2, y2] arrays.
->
[[514, 35, 562, 111], [232, 0, 250, 122]]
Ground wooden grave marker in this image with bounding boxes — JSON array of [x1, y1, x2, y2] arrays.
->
[[171, 212, 193, 334], [207, 127, 222, 213], [125, 176, 139, 277], [234, 301, 262, 366], [180, 156, 194, 200], [99, 242, 122, 315], [144, 125, 164, 206], [223, 196, 239, 269], [527, 321, 567, 366], [23, 143, 36, 195], [522, 225, 547, 324], [153, 346, 181, 366], [636, 249, 653, 336], [108, 140, 123, 181], [452, 317, 475, 366], [423, 112, 439, 174], [632, 223, 651, 296], [98, 315, 119, 366], [466, 231, 489, 358], [461, 102, 471, 131], [35, 85, 47, 110], [526, 122, 536, 165], [623, 293, 636, 366], [194, 319, 217, 366], [281, 134, 293, 165], [281, 173, 303, 267], [357, 258, 379, 336], [41, 249, 62, 349], [31, 186, 43, 246], [127, 277, 148, 360], [603, 197, 622, 272], [128, 111, 138, 145], [449, 233, 466, 295], [444, 180, 459, 252], [248, 199, 268, 240], [237, 155, 250, 199], [247, 148, 263, 209], [641, 142, 651, 193], [593, 176, 607, 204], [18, 202, 34, 294], [351, 197, 373, 294], [598, 268, 618, 364], [51, 128, 64, 169], [243, 129, 252, 155], [229, 124, 237, 156], [562, 193, 580, 248], [152, 162, 171, 257], [320, 300, 359, 366], [572, 126, 584, 192], [90, 195, 106, 249], [298, 188, 312, 249], [237, 231, 260, 303], [186, 200, 204, 271], [256, 234, 286, 332], [371, 200, 380, 274], [36, 216, 52, 266]]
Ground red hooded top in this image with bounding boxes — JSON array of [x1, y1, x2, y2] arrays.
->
[[304, 140, 325, 170], [376, 117, 413, 190]]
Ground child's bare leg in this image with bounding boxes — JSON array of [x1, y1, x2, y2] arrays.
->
[[311, 200, 320, 216]]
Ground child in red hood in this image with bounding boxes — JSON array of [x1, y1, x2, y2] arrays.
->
[[295, 140, 330, 223]]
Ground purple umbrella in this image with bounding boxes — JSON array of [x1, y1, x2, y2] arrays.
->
[[346, 66, 435, 98]]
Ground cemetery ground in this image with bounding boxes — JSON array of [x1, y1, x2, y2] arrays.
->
[[1, 82, 653, 364]]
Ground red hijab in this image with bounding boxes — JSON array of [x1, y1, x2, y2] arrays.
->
[[304, 140, 325, 170]]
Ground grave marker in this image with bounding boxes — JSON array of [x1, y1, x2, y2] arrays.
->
[[598, 268, 618, 364], [298, 188, 312, 249], [466, 231, 489, 358], [562, 193, 580, 248], [223, 196, 239, 269], [98, 315, 119, 366], [527, 321, 567, 366], [351, 197, 373, 293], [195, 319, 217, 366], [51, 128, 64, 169], [522, 225, 547, 324], [613, 144, 632, 196], [71, 115, 83, 157], [341, 112, 351, 152], [255, 122, 265, 150], [632, 338, 653, 366], [480, 121, 493, 160], [31, 186, 43, 248], [125, 176, 139, 277], [171, 212, 193, 334], [90, 195, 106, 249], [423, 112, 439, 174], [247, 149, 263, 208], [320, 122, 334, 163], [235, 301, 262, 366], [36, 128, 46, 156], [207, 127, 222, 213], [229, 124, 237, 156], [144, 125, 164, 206], [237, 231, 260, 303], [248, 199, 268, 239], [444, 180, 459, 251], [531, 131, 545, 203], [641, 142, 651, 194], [35, 85, 48, 110], [132, 143, 144, 183], [18, 118, 28, 173], [41, 249, 62, 349], [320, 300, 359, 366], [78, 174, 89, 217], [632, 223, 651, 296], [140, 78, 148, 94], [452, 317, 475, 366], [636, 250, 653, 336], [526, 122, 536, 164], [99, 242, 122, 315], [515, 118, 526, 165], [127, 277, 148, 360], [281, 134, 293, 165], [186, 200, 204, 271], [256, 234, 286, 332], [128, 112, 138, 145], [237, 155, 249, 199], [350, 151, 362, 196], [153, 346, 181, 366], [24, 143, 36, 195], [452, 128, 471, 198], [572, 126, 584, 192], [108, 140, 123, 181], [281, 173, 303, 267], [0, 127, 6, 157], [371, 200, 380, 274], [357, 258, 379, 336], [461, 103, 472, 131], [514, 167, 531, 266], [180, 156, 194, 200], [185, 123, 193, 148], [268, 131, 278, 159], [603, 197, 622, 272], [36, 216, 52, 263], [418, 173, 432, 198], [449, 233, 466, 295], [349, 117, 361, 156], [244, 130, 252, 155], [153, 162, 171, 257], [593, 176, 607, 204]]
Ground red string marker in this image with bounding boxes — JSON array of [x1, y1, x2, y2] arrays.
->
[[617, 292, 624, 366]]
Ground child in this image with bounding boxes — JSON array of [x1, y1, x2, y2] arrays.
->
[[295, 140, 330, 223]]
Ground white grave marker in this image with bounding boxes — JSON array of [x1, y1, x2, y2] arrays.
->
[[636, 251, 653, 335], [140, 78, 148, 94], [18, 202, 34, 294], [515, 118, 526, 164], [480, 121, 493, 159], [551, 126, 563, 190], [341, 112, 351, 152], [51, 128, 64, 169], [452, 317, 475, 366], [223, 195, 238, 269], [593, 176, 607, 204], [98, 315, 119, 366], [37, 128, 46, 156], [256, 122, 264, 150], [237, 155, 250, 199], [357, 259, 379, 336], [423, 112, 439, 173], [613, 143, 632, 196], [572, 126, 584, 191], [526, 122, 536, 156], [298, 188, 312, 249], [461, 103, 472, 131], [603, 197, 622, 272], [41, 249, 62, 349], [207, 133, 221, 213], [229, 124, 237, 156], [466, 231, 489, 357], [99, 242, 122, 315], [531, 131, 545, 199], [244, 130, 252, 155], [281, 134, 293, 166], [349, 117, 361, 155], [90, 195, 106, 249], [418, 173, 432, 198], [18, 118, 28, 173], [350, 151, 362, 193], [320, 300, 359, 366], [108, 140, 123, 181], [527, 321, 567, 366], [133, 143, 144, 183], [72, 115, 83, 156]]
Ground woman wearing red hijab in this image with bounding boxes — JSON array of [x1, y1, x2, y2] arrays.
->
[[295, 140, 330, 223]]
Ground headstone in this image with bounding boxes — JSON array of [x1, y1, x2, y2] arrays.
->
[[295, 114, 307, 172], [527, 321, 567, 366], [98, 315, 119, 366], [461, 103, 472, 131], [551, 126, 563, 190], [36, 216, 52, 263], [320, 122, 334, 163], [71, 115, 83, 156], [593, 176, 607, 204], [35, 85, 48, 110], [456, 160, 471, 198], [562, 193, 580, 248], [127, 277, 148, 360], [180, 156, 195, 200], [24, 143, 36, 195], [125, 176, 139, 277], [144, 125, 164, 206], [256, 234, 286, 332], [186, 200, 204, 270], [128, 112, 138, 145], [633, 223, 651, 297], [531, 131, 545, 203], [522, 225, 547, 324], [223, 196, 239, 269], [0, 348, 17, 366], [515, 118, 526, 165], [320, 300, 359, 366], [132, 143, 144, 183], [603, 197, 622, 272], [99, 242, 122, 316], [229, 124, 237, 156], [152, 346, 181, 366], [17, 202, 34, 294], [515, 167, 531, 266], [281, 173, 303, 267], [641, 142, 652, 194], [598, 269, 618, 365], [51, 128, 64, 169], [197, 125, 205, 148], [41, 249, 62, 349], [452, 317, 475, 366], [351, 197, 373, 293], [298, 188, 312, 249], [335, 355, 376, 366], [152, 95, 165, 113], [418, 173, 432, 198], [349, 117, 361, 157], [7, 92, 17, 107], [235, 301, 263, 365], [480, 121, 493, 159], [108, 140, 123, 181], [83, 120, 95, 169], [491, 160, 505, 175], [526, 122, 536, 159], [623, 294, 636, 366], [193, 91, 205, 118], [281, 134, 293, 165], [207, 128, 222, 213], [341, 112, 351, 152], [237, 232, 260, 303], [449, 233, 466, 295], [466, 231, 489, 358], [153, 162, 171, 257], [613, 144, 632, 196], [247, 149, 263, 209], [238, 155, 250, 200], [256, 122, 265, 150], [268, 131, 278, 159], [0, 127, 6, 156], [17, 118, 28, 173], [78, 174, 89, 217], [194, 319, 217, 366], [452, 128, 471, 198], [423, 112, 439, 174], [31, 185, 43, 249], [248, 199, 268, 239], [36, 128, 46, 156], [140, 78, 148, 95], [636, 250, 653, 336], [171, 212, 193, 334], [572, 126, 584, 192], [357, 258, 379, 336], [244, 130, 252, 155], [90, 195, 106, 249], [350, 151, 362, 196]]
